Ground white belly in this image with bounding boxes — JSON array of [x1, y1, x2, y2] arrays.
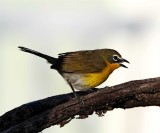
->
[[62, 73, 88, 90]]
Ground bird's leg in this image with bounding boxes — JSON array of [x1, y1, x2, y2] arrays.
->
[[68, 81, 84, 105]]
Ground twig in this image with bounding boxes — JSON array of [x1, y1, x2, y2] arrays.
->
[[1, 77, 160, 133]]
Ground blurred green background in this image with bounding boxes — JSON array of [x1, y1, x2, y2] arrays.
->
[[1, 0, 160, 133]]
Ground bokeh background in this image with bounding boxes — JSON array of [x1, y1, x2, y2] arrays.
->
[[1, 0, 160, 133]]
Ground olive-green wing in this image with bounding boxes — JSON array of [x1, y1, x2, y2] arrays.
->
[[58, 50, 107, 73]]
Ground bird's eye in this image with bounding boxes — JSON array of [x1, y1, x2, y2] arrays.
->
[[113, 55, 118, 61]]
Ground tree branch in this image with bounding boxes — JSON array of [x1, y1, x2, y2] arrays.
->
[[1, 77, 160, 133]]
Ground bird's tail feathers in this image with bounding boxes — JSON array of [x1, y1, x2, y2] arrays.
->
[[18, 46, 57, 65]]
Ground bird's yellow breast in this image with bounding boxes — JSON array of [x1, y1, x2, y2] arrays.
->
[[82, 62, 120, 89]]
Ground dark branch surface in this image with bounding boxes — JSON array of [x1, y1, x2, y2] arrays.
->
[[1, 77, 160, 133]]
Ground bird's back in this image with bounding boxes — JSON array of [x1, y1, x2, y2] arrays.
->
[[54, 49, 109, 73]]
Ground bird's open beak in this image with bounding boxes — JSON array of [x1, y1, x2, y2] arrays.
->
[[119, 58, 130, 68]]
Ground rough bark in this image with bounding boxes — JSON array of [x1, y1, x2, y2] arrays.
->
[[1, 77, 160, 133]]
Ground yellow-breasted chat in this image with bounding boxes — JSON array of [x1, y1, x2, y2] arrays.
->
[[18, 46, 129, 98]]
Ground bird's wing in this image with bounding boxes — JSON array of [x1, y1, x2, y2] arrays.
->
[[57, 50, 107, 73]]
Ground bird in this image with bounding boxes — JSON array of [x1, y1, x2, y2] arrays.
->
[[18, 46, 129, 100]]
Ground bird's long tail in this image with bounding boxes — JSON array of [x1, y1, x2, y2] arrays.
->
[[18, 46, 57, 65]]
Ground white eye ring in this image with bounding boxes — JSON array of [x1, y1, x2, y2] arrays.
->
[[113, 55, 119, 61]]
